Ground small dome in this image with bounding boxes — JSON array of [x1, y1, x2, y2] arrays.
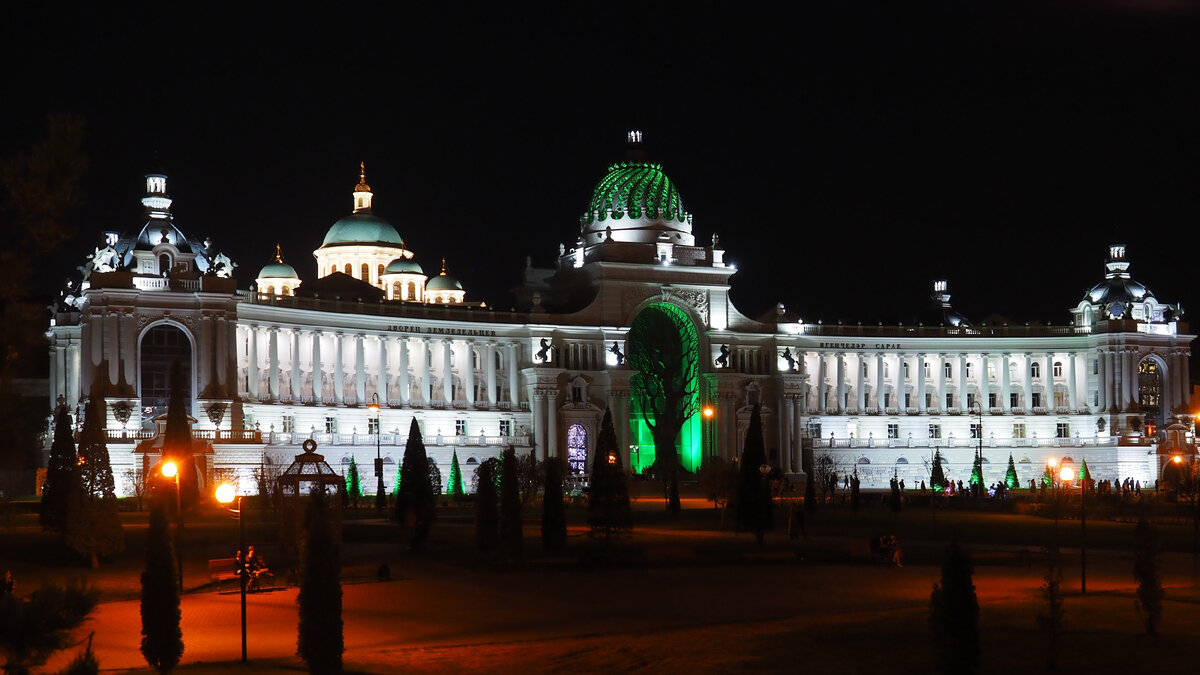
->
[[258, 245, 298, 279], [320, 213, 403, 247], [426, 273, 462, 291], [385, 257, 424, 275]]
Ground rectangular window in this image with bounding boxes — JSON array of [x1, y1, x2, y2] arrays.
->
[[368, 418, 379, 435], [1010, 393, 1019, 408], [807, 421, 822, 439], [945, 394, 954, 409], [926, 393, 934, 408], [883, 393, 891, 407], [572, 386, 584, 403], [988, 393, 998, 408], [1092, 391, 1099, 407], [1013, 423, 1026, 439], [499, 420, 512, 436], [1054, 391, 1067, 408], [987, 363, 996, 379], [455, 419, 467, 436], [928, 424, 942, 439], [1093, 359, 1099, 375], [1056, 422, 1070, 438], [967, 393, 977, 410], [1031, 392, 1042, 408], [887, 423, 899, 439], [970, 423, 982, 439], [905, 393, 912, 408], [324, 416, 337, 433], [282, 415, 295, 434], [244, 412, 255, 429]]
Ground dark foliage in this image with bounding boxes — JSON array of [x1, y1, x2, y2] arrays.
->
[[0, 582, 96, 674], [428, 458, 443, 496], [297, 488, 343, 674], [475, 459, 499, 552], [1133, 517, 1163, 636], [929, 542, 979, 674], [140, 501, 182, 674], [930, 450, 947, 491], [500, 447, 523, 561], [65, 395, 123, 567], [162, 363, 199, 507], [541, 457, 567, 550], [697, 455, 736, 509], [734, 404, 772, 545], [40, 405, 75, 532], [395, 418, 435, 551], [804, 470, 818, 512], [587, 407, 632, 542], [57, 632, 99, 675]]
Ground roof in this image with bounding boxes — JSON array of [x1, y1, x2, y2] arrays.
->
[[319, 213, 403, 247]]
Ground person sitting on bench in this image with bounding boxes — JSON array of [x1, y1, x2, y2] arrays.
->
[[246, 546, 270, 591]]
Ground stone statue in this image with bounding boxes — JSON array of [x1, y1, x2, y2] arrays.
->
[[609, 341, 625, 365], [715, 344, 730, 368], [782, 348, 796, 371], [535, 338, 552, 363]]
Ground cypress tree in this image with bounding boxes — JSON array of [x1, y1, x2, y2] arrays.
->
[[427, 458, 443, 496], [65, 394, 124, 567], [297, 488, 343, 673], [475, 459, 499, 552], [499, 447, 523, 561], [735, 404, 772, 545], [395, 418, 435, 550], [930, 450, 947, 491], [40, 404, 76, 532], [929, 541, 979, 674], [542, 457, 567, 550], [447, 449, 464, 497], [1004, 453, 1020, 490], [345, 457, 361, 509], [140, 500, 183, 673], [1133, 517, 1163, 635], [587, 407, 632, 542], [162, 363, 198, 508], [968, 453, 984, 489]]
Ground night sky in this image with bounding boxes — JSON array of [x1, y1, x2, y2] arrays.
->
[[4, 2, 1199, 327]]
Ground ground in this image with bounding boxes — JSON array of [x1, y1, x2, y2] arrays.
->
[[4, 483, 1199, 673]]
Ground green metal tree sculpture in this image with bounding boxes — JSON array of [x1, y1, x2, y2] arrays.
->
[[930, 449, 947, 491], [1004, 453, 1020, 490], [345, 457, 361, 509], [968, 452, 984, 489], [627, 302, 700, 515], [447, 449, 464, 497]]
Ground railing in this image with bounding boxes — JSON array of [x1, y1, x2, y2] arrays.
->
[[98, 429, 262, 443], [814, 434, 1123, 450], [265, 432, 533, 447]]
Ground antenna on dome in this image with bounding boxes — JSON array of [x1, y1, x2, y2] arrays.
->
[[441, 258, 447, 275], [625, 130, 645, 162], [274, 243, 283, 263]]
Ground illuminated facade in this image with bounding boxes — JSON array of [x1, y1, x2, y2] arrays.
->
[[45, 134, 1195, 495]]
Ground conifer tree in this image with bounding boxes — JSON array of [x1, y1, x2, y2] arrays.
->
[[968, 453, 984, 489], [428, 458, 443, 496], [0, 582, 97, 673], [297, 488, 343, 673], [542, 457, 567, 549], [1079, 458, 1092, 490], [735, 404, 772, 545], [345, 457, 361, 509], [40, 403, 75, 532], [395, 418, 435, 550], [929, 541, 979, 674], [140, 500, 182, 674], [930, 450, 947, 491], [162, 363, 198, 507], [1004, 453, 1020, 490], [1133, 517, 1163, 635], [475, 458, 499, 552], [587, 407, 632, 542], [499, 446, 523, 561], [65, 394, 123, 567], [447, 450, 464, 497]]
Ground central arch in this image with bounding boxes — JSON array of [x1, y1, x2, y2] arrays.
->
[[140, 322, 193, 418], [626, 302, 702, 474]]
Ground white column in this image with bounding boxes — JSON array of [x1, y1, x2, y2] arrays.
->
[[334, 332, 345, 405], [354, 333, 366, 404], [290, 330, 301, 401], [532, 392, 545, 459], [421, 338, 432, 404], [378, 335, 389, 405], [980, 353, 990, 409], [1023, 353, 1034, 409], [1096, 349, 1107, 412], [464, 340, 476, 406], [1044, 352, 1054, 409], [486, 341, 497, 406], [816, 354, 827, 413], [508, 342, 519, 405], [895, 353, 906, 409], [835, 353, 846, 413], [875, 353, 885, 413], [792, 397, 804, 471], [105, 311, 120, 387], [122, 311, 137, 390], [398, 337, 410, 405], [917, 353, 927, 413], [268, 327, 280, 401], [957, 353, 967, 410], [855, 353, 865, 410], [1001, 353, 1011, 412], [198, 313, 212, 397], [216, 315, 230, 392], [937, 353, 947, 411], [783, 395, 794, 473], [311, 330, 323, 402], [442, 339, 454, 403], [1068, 351, 1078, 413], [67, 340, 80, 408]]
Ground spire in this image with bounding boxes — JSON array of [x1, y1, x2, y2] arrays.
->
[[624, 130, 645, 162], [352, 162, 374, 213], [440, 258, 447, 275], [274, 243, 283, 263]]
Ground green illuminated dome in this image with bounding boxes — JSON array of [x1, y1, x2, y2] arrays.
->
[[385, 257, 424, 275], [320, 213, 403, 247], [582, 162, 688, 226]]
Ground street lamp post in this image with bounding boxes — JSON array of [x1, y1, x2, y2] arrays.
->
[[702, 405, 715, 460], [161, 460, 183, 592], [368, 394, 385, 512], [215, 483, 248, 663], [1060, 464, 1087, 595]]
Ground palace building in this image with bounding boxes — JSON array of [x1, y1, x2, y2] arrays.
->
[[45, 133, 1195, 495]]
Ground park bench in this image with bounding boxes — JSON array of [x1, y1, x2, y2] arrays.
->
[[209, 557, 239, 592]]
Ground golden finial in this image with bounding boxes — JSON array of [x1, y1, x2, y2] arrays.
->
[[354, 161, 372, 192], [274, 244, 283, 263], [441, 258, 447, 275]]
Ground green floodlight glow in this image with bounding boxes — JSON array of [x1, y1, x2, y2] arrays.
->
[[627, 302, 703, 475]]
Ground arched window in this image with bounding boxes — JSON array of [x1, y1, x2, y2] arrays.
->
[[1031, 362, 1041, 378], [884, 362, 890, 378], [408, 281, 417, 300], [140, 323, 191, 416], [377, 264, 385, 280], [159, 253, 171, 275], [344, 263, 352, 275], [903, 362, 909, 377], [361, 263, 369, 281], [282, 286, 291, 296], [1053, 361, 1063, 377], [266, 285, 275, 295], [965, 362, 974, 378], [393, 282, 402, 299], [567, 424, 587, 475]]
